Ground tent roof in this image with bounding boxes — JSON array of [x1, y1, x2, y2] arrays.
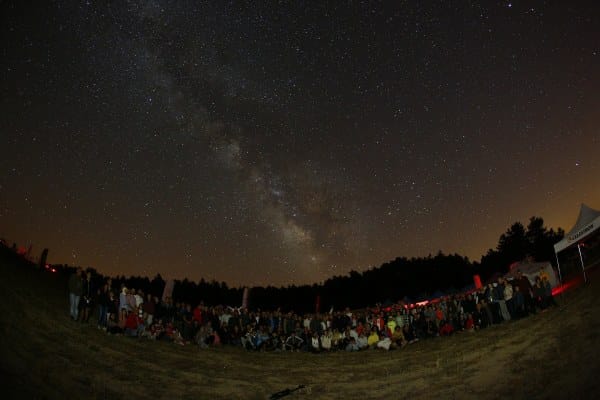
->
[[554, 203, 600, 253]]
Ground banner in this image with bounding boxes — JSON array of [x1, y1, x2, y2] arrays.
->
[[473, 275, 482, 289], [242, 287, 249, 309], [162, 279, 174, 301]]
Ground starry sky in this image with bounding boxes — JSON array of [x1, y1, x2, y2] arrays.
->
[[1, 1, 598, 287]]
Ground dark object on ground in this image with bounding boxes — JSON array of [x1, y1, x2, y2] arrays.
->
[[269, 385, 306, 399]]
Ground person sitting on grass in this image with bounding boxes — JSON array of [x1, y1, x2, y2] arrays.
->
[[320, 329, 332, 351], [391, 325, 407, 348], [345, 337, 359, 352], [347, 325, 359, 343], [331, 328, 344, 350], [147, 319, 164, 340], [240, 324, 256, 350], [265, 331, 283, 351], [164, 322, 185, 345], [403, 323, 418, 344], [439, 319, 454, 336], [284, 330, 304, 352], [310, 331, 321, 353], [250, 325, 269, 351], [124, 307, 145, 337], [464, 313, 475, 331], [376, 330, 392, 350], [228, 324, 243, 347], [367, 327, 380, 349], [106, 313, 123, 335], [356, 331, 368, 350], [196, 321, 215, 349], [417, 314, 437, 339]]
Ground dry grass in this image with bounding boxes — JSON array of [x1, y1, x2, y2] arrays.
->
[[1, 258, 599, 400]]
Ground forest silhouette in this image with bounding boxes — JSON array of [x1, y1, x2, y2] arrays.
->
[[47, 216, 563, 313]]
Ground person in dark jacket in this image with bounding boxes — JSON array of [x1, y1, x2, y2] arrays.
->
[[97, 282, 111, 329], [514, 270, 534, 315], [68, 268, 83, 320], [80, 271, 94, 323], [512, 286, 526, 319]]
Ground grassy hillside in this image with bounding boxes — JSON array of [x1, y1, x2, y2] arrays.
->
[[0, 251, 599, 400]]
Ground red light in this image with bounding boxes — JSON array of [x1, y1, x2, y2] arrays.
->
[[552, 277, 583, 296]]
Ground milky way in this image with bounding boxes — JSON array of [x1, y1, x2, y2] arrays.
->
[[1, 1, 599, 286]]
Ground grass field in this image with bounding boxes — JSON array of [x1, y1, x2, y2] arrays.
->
[[1, 254, 599, 400]]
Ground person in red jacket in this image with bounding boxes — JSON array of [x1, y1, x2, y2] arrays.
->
[[439, 320, 454, 336], [124, 308, 145, 337], [192, 304, 203, 324]]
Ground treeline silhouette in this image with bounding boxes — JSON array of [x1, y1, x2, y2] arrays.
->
[[26, 216, 564, 313]]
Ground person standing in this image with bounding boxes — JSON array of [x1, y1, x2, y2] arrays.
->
[[68, 268, 83, 320], [514, 270, 534, 315], [503, 280, 515, 319], [496, 278, 511, 322], [97, 282, 110, 329], [81, 271, 95, 323]]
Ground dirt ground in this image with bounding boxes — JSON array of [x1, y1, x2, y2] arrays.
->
[[1, 257, 598, 400]]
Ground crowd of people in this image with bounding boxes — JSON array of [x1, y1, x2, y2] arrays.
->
[[67, 268, 557, 352]]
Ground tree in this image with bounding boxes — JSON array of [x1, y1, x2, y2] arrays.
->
[[526, 216, 564, 263], [495, 222, 529, 270], [479, 217, 566, 279]]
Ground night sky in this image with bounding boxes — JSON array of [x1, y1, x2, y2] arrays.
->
[[1, 1, 598, 287]]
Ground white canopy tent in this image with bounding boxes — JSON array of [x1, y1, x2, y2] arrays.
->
[[507, 261, 559, 288], [553, 203, 600, 283]]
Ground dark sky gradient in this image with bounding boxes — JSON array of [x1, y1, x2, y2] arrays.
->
[[1, 1, 599, 287]]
